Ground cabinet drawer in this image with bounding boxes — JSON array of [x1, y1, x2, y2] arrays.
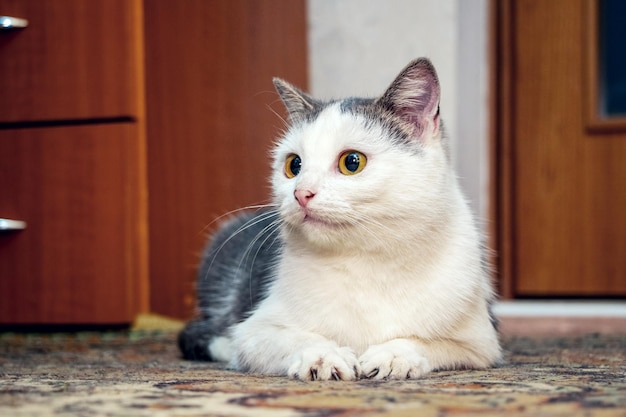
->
[[0, 0, 142, 124], [0, 123, 147, 324]]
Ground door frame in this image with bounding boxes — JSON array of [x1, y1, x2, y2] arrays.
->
[[489, 0, 515, 299]]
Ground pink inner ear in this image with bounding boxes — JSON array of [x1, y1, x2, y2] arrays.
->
[[380, 58, 441, 140], [398, 107, 424, 135], [396, 95, 439, 139]]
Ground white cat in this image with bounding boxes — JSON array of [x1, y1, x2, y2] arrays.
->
[[179, 58, 502, 380]]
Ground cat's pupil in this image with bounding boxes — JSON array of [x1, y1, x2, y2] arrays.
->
[[344, 153, 360, 172], [290, 155, 302, 176]]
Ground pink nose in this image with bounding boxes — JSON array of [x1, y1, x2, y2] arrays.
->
[[294, 189, 315, 207]]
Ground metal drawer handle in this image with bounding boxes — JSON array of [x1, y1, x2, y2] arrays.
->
[[0, 16, 29, 30], [0, 218, 27, 231]]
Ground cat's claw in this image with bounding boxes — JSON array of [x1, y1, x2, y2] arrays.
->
[[359, 339, 430, 380], [301, 366, 341, 381], [364, 368, 380, 379], [288, 345, 360, 381]]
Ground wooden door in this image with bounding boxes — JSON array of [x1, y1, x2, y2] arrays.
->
[[495, 0, 626, 297], [0, 124, 146, 324], [144, 0, 308, 319]]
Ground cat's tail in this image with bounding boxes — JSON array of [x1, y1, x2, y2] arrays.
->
[[178, 319, 214, 361]]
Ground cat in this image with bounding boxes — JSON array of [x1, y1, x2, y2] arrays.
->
[[178, 57, 502, 381]]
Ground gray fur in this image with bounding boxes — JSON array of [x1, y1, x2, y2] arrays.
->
[[340, 96, 426, 150], [178, 209, 281, 360]]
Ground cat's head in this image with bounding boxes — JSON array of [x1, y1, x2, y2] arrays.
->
[[271, 58, 452, 251]]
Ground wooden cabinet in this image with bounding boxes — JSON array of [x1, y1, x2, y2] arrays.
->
[[0, 0, 307, 324], [0, 0, 148, 324]]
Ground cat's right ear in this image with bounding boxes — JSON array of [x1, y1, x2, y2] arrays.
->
[[377, 58, 441, 142], [273, 78, 320, 124]]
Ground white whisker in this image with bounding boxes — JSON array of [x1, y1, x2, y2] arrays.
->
[[198, 202, 276, 235], [238, 218, 283, 302], [202, 207, 279, 282]]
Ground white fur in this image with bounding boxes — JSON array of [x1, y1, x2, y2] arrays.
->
[[227, 102, 501, 380], [208, 336, 233, 363]]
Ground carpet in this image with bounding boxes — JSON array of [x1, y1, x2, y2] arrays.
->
[[1, 330, 625, 416]]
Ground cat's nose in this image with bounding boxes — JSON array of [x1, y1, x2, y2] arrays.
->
[[294, 189, 315, 208]]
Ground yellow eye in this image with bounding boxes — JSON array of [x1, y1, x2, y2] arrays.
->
[[339, 151, 367, 175], [284, 154, 302, 178]]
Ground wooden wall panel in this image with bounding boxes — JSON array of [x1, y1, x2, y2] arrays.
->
[[144, 0, 308, 318]]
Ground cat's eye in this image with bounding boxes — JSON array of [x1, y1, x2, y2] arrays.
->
[[339, 151, 367, 175], [284, 154, 302, 178]]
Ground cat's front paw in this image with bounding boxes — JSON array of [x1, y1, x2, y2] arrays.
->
[[359, 339, 430, 380], [288, 344, 360, 381]]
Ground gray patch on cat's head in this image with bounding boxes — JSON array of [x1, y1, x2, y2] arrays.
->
[[339, 97, 376, 113], [338, 96, 425, 151]]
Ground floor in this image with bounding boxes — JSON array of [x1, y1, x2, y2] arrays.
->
[[1, 303, 625, 416]]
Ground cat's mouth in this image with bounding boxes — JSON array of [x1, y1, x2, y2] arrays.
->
[[302, 212, 340, 229]]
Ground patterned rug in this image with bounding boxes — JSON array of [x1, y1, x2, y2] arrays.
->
[[1, 330, 625, 416]]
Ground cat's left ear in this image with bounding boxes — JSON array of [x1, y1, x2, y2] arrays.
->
[[377, 58, 441, 142], [273, 78, 321, 124]]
